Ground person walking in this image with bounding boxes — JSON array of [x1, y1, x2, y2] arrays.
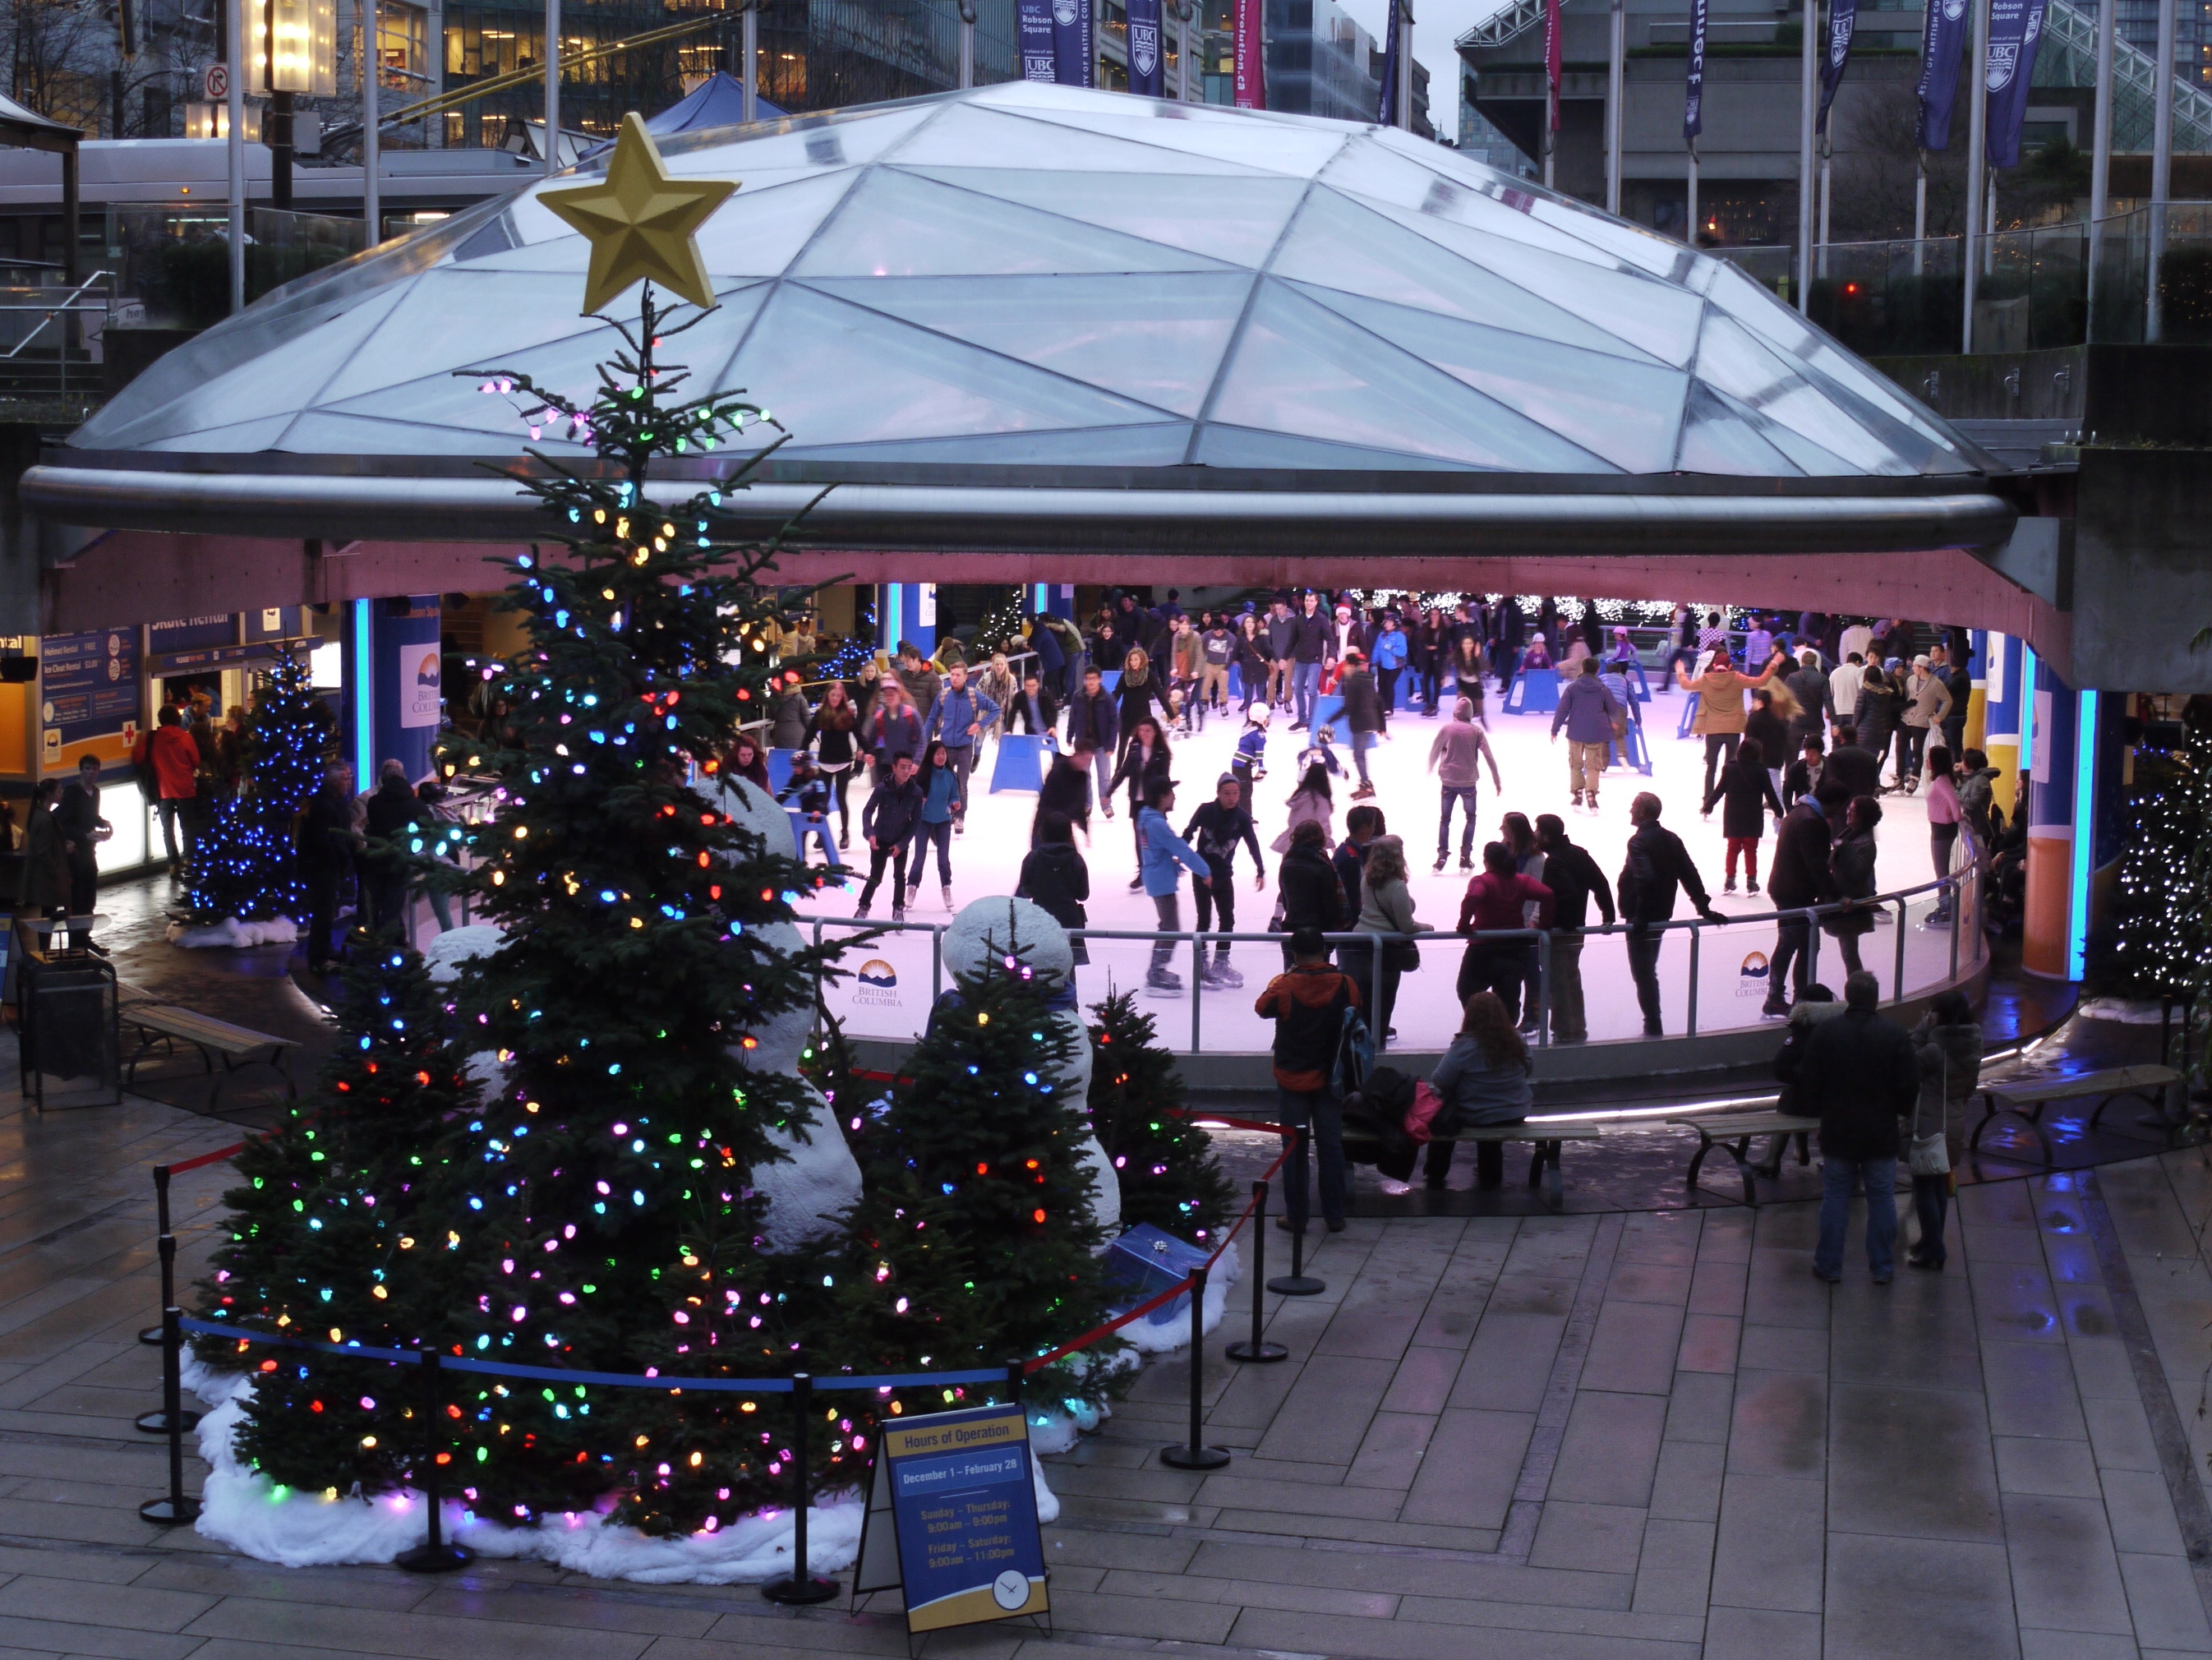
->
[[1455, 842, 1552, 1024], [1535, 813, 1612, 1044], [1617, 792, 1721, 1036], [1413, 609, 1446, 714], [1854, 665, 1904, 790], [1422, 991, 1532, 1189], [1549, 657, 1621, 811], [1897, 653, 1953, 792], [855, 753, 924, 923], [929, 660, 1001, 819], [1200, 614, 1236, 719], [1428, 698, 1501, 874], [1372, 614, 1408, 726], [807, 680, 861, 848], [1339, 651, 1385, 800], [302, 763, 361, 971], [1677, 644, 1786, 799], [54, 756, 110, 937], [864, 677, 926, 786], [1906, 988, 1984, 1269], [1137, 777, 1212, 998], [1825, 794, 1882, 975], [1108, 717, 1173, 889], [1257, 928, 1358, 1233], [1065, 665, 1121, 821], [18, 778, 69, 935], [1234, 613, 1271, 714], [1799, 970, 1920, 1284], [1933, 642, 1970, 761], [148, 704, 202, 878], [1183, 772, 1265, 989], [1168, 615, 1205, 733], [1288, 591, 1328, 729], [1765, 780, 1844, 1017], [767, 671, 812, 749], [1703, 735, 1785, 896], [1265, 597, 1297, 712], [1351, 833, 1426, 1046]]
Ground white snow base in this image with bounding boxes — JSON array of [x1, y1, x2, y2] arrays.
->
[[182, 1354, 1057, 1581], [167, 917, 299, 949], [1118, 1238, 1237, 1357]]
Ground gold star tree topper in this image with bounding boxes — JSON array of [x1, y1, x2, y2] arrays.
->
[[539, 112, 739, 315]]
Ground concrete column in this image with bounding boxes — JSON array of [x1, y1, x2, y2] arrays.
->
[[2022, 653, 2078, 980]]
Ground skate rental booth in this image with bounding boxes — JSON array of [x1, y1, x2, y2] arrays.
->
[[20, 81, 2080, 1079]]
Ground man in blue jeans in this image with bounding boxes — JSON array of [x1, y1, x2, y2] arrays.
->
[[1792, 969, 1921, 1283], [1255, 929, 1359, 1233], [1288, 591, 1327, 730]]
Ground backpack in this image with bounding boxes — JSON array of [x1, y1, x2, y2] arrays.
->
[[1332, 1001, 1374, 1099]]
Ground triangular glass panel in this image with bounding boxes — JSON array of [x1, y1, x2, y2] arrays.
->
[[648, 103, 939, 178], [687, 171, 866, 278], [881, 102, 1270, 176], [322, 285, 771, 437], [719, 284, 1173, 447], [143, 413, 299, 454], [801, 271, 1251, 417], [1692, 312, 1903, 474], [88, 285, 408, 450], [1319, 140, 1627, 270], [1294, 284, 1686, 472], [1417, 219, 1707, 367], [276, 409, 586, 457], [1208, 279, 1614, 472], [1675, 382, 1803, 476], [896, 168, 1303, 267], [794, 167, 1231, 278], [781, 422, 1194, 466], [1010, 104, 1353, 178], [1273, 187, 1654, 362], [1190, 423, 1472, 472]]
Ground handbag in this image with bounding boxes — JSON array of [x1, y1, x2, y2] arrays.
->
[[1385, 937, 1422, 972], [1908, 1047, 1951, 1177]]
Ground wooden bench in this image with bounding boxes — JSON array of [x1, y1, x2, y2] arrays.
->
[[1671, 1109, 1822, 1206], [1968, 1063, 2182, 1166], [121, 1003, 301, 1112], [1346, 1123, 1603, 1211]]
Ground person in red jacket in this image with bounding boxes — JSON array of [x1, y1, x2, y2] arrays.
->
[[146, 705, 202, 876], [1455, 842, 1552, 1025]]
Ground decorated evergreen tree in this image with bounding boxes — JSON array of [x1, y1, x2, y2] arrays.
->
[[841, 952, 1122, 1422], [2106, 723, 2212, 999], [185, 647, 330, 925], [1086, 990, 1233, 1245], [191, 941, 477, 1492], [800, 1008, 890, 1161]]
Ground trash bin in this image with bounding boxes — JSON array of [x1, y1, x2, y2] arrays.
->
[[18, 940, 119, 1109]]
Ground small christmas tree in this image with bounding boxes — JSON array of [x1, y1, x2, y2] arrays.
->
[[801, 1008, 889, 1161], [1087, 990, 1233, 1245], [841, 951, 1121, 1423], [191, 941, 477, 1493], [2106, 724, 2212, 1000], [185, 647, 330, 925]]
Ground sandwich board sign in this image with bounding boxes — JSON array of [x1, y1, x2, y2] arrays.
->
[[852, 1400, 1049, 1640]]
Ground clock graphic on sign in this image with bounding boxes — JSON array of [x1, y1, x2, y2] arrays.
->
[[992, 1570, 1029, 1611]]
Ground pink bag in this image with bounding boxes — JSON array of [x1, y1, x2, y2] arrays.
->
[[1406, 1081, 1444, 1145]]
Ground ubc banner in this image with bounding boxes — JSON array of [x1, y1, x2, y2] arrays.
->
[[1984, 0, 2049, 167], [1233, 0, 1265, 106], [1684, 0, 1707, 142], [1817, 0, 1857, 134], [1128, 0, 1163, 94], [1915, 0, 1969, 150], [1019, 0, 1056, 81], [1052, 0, 1094, 86]]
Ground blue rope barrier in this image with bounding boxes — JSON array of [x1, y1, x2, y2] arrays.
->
[[180, 1316, 1012, 1395]]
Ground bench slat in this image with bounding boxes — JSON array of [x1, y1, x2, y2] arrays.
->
[[123, 1005, 298, 1054], [1983, 1064, 2179, 1106], [1669, 1113, 1821, 1137]]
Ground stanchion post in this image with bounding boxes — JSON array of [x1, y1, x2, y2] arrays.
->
[[1226, 1180, 1288, 1363], [763, 1372, 839, 1603], [136, 1233, 200, 1435], [395, 1349, 475, 1572], [140, 1164, 172, 1345], [137, 1303, 200, 1524], [1159, 1267, 1229, 1469], [1266, 1132, 1325, 1296]]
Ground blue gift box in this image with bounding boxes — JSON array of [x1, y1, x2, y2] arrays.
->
[[1104, 1222, 1210, 1327]]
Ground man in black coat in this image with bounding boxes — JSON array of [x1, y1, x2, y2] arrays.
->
[[1764, 782, 1846, 1017], [1009, 669, 1059, 736], [1797, 970, 1919, 1283], [1615, 792, 1720, 1037], [1824, 725, 1882, 801], [1536, 813, 1614, 1044]]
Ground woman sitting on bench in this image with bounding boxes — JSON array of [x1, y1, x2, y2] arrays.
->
[[1424, 991, 1534, 1190]]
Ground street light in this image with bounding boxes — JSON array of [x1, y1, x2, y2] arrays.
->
[[251, 0, 336, 210]]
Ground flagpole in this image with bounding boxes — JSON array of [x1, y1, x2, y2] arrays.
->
[[1913, 151, 1925, 274], [544, 0, 560, 173], [1606, 0, 1624, 213], [1398, 0, 1415, 130], [744, 0, 762, 111], [226, 0, 244, 315], [1963, 0, 1988, 350], [1797, 0, 1816, 311], [362, 0, 379, 247], [2150, 0, 2174, 339], [2086, 0, 2110, 319], [1686, 145, 1698, 244]]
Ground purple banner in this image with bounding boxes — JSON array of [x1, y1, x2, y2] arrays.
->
[[1019, 0, 1057, 80], [1684, 0, 1707, 143], [1128, 0, 1163, 94], [1984, 0, 2050, 167], [1915, 0, 1970, 150], [1817, 0, 1857, 135], [1051, 0, 1093, 86]]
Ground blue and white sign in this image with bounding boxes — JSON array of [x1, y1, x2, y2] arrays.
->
[[1916, 0, 1970, 149], [1128, 0, 1163, 94], [873, 1403, 1048, 1636], [1984, 0, 2049, 167]]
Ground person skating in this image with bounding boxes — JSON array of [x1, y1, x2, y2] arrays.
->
[[1230, 706, 1270, 814], [777, 753, 841, 872], [1676, 643, 1787, 800], [1339, 650, 1385, 800], [1427, 697, 1501, 874], [1108, 717, 1173, 890], [1065, 665, 1121, 821], [1549, 657, 1622, 811], [805, 679, 861, 848], [928, 659, 1000, 827], [1897, 653, 1953, 792], [1765, 780, 1844, 1017], [1182, 772, 1265, 989], [1136, 777, 1212, 998], [1016, 810, 1091, 965], [1288, 591, 1327, 729], [855, 753, 924, 922], [1798, 971, 1920, 1284], [1617, 792, 1721, 1037], [1703, 735, 1785, 897]]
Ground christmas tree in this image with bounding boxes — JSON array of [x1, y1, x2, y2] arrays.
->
[[185, 647, 330, 925], [2106, 723, 2212, 1000], [800, 1008, 889, 1161], [1086, 990, 1233, 1245], [191, 941, 477, 1494], [841, 949, 1122, 1423]]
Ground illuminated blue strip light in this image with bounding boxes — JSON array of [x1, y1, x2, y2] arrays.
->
[[2070, 689, 2098, 981], [1033, 583, 1049, 616], [882, 584, 901, 654], [2019, 645, 2038, 779], [351, 598, 374, 787]]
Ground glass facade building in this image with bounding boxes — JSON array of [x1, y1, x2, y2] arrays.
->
[[2114, 0, 2212, 85]]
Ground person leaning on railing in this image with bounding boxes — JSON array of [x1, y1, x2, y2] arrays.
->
[[1255, 927, 1359, 1235], [1616, 792, 1721, 1039]]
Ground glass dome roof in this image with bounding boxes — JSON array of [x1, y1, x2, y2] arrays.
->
[[77, 82, 1988, 482]]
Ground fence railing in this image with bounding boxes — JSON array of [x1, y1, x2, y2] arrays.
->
[[801, 864, 1984, 1058]]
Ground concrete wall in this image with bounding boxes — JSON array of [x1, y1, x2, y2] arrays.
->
[[2071, 447, 2212, 694]]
